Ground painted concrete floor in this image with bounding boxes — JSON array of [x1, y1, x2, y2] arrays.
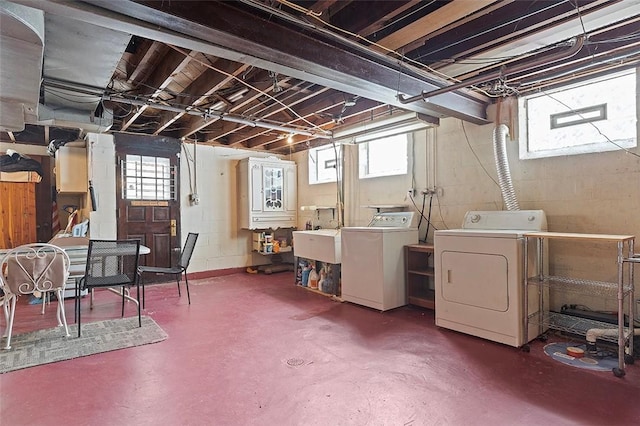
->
[[1, 271, 639, 425]]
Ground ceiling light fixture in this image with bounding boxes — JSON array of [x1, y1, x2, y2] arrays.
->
[[270, 71, 282, 93], [344, 96, 357, 107], [332, 112, 438, 143]]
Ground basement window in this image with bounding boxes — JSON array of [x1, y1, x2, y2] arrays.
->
[[308, 144, 341, 185], [359, 133, 408, 179], [519, 70, 637, 159]]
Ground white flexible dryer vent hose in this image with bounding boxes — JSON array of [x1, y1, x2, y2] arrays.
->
[[493, 124, 520, 211]]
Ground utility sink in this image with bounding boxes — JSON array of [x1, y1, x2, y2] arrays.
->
[[292, 229, 341, 264]]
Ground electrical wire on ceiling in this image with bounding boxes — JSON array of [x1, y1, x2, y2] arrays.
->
[[569, 0, 594, 61], [167, 44, 324, 132], [263, 0, 582, 99], [242, 81, 320, 118], [588, 31, 640, 44], [243, 0, 469, 88], [269, 0, 633, 100], [369, 1, 438, 37]]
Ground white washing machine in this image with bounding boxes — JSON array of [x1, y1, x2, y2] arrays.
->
[[341, 213, 418, 311], [434, 210, 547, 347]]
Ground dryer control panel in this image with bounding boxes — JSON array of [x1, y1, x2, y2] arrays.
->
[[462, 210, 547, 231]]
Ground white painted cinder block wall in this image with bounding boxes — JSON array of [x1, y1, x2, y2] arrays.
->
[[4, 96, 638, 311], [294, 102, 640, 312], [84, 133, 286, 274]]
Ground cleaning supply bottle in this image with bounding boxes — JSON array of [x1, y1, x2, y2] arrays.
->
[[301, 264, 310, 287], [318, 267, 326, 293], [309, 266, 319, 289]]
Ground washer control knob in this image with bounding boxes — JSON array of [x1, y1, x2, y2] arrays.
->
[[470, 214, 481, 223], [528, 215, 536, 222]]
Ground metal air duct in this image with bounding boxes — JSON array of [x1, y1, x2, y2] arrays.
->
[[0, 1, 44, 132]]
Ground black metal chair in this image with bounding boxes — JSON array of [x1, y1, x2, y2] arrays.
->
[[75, 239, 141, 337], [137, 233, 198, 308]]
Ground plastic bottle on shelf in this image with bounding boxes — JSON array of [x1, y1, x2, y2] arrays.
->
[[318, 267, 326, 293], [301, 264, 310, 287], [309, 267, 319, 289]]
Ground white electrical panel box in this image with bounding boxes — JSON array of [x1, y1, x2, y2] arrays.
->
[[55, 146, 88, 193], [237, 157, 297, 230]]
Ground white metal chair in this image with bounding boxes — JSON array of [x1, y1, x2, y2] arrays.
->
[[0, 243, 71, 350]]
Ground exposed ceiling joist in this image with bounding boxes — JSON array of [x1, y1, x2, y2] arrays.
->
[[16, 0, 488, 124]]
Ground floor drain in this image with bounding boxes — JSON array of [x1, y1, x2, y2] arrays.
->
[[286, 358, 305, 367]]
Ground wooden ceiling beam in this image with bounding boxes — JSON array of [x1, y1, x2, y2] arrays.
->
[[70, 0, 488, 123], [181, 77, 292, 138], [153, 60, 249, 134], [219, 85, 331, 145], [310, 0, 349, 17], [372, 0, 500, 54], [327, 1, 415, 36], [435, 0, 631, 79], [356, 0, 421, 39], [262, 102, 391, 151], [248, 97, 384, 149], [120, 48, 196, 131], [126, 39, 161, 84]]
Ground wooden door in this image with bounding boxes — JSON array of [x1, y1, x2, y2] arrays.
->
[[114, 134, 181, 270]]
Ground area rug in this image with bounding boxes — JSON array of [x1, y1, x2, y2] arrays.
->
[[0, 316, 167, 374], [543, 342, 618, 372]]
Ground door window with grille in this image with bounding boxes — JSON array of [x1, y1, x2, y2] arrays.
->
[[122, 155, 176, 200]]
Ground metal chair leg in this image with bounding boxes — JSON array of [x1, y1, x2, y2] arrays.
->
[[184, 271, 191, 305], [140, 273, 146, 310], [121, 286, 126, 317], [136, 279, 141, 327]]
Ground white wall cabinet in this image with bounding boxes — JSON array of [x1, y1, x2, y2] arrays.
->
[[55, 146, 88, 193], [237, 157, 297, 230]]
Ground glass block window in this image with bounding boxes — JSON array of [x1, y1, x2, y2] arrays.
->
[[519, 70, 637, 159]]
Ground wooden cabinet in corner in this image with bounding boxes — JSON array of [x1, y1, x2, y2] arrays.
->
[[55, 146, 88, 194]]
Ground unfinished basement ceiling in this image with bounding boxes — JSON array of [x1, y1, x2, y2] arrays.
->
[[1, 0, 639, 154]]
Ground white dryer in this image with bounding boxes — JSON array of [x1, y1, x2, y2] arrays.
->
[[434, 210, 547, 347]]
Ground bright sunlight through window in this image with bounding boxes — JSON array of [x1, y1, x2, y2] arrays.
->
[[359, 134, 408, 179], [519, 70, 637, 159], [308, 144, 341, 185]]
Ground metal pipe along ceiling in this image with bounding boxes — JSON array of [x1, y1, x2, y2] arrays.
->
[[103, 96, 332, 139], [398, 36, 585, 105]]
